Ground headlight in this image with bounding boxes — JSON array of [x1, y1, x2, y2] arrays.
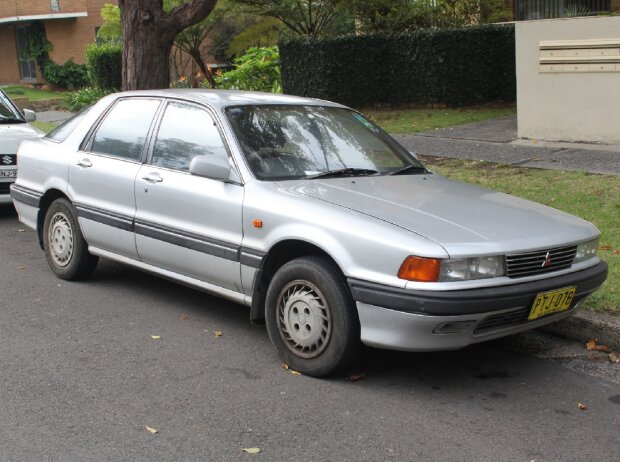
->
[[398, 255, 505, 282], [574, 238, 599, 263], [439, 256, 505, 282]]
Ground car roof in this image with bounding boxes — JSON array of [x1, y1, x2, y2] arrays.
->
[[111, 89, 347, 110]]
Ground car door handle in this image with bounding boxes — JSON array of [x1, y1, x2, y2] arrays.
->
[[142, 173, 163, 183], [76, 159, 92, 168]]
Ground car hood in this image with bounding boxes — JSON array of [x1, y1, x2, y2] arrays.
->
[[277, 174, 598, 256], [0, 123, 45, 154]]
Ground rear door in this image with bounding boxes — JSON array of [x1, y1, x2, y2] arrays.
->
[[133, 100, 244, 292], [68, 97, 162, 259]]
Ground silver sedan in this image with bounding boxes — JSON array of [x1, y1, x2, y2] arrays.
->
[[11, 90, 608, 376]]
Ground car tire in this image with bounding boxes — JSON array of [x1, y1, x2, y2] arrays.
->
[[43, 198, 98, 280], [265, 256, 361, 377]]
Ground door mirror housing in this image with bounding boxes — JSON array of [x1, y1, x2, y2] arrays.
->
[[23, 109, 36, 122], [189, 155, 240, 183]]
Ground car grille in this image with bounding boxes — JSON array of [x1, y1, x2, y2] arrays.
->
[[0, 182, 12, 195], [505, 245, 577, 278], [474, 307, 530, 334]]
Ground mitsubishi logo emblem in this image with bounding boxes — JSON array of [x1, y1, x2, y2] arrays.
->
[[541, 251, 552, 268], [1, 155, 11, 165]]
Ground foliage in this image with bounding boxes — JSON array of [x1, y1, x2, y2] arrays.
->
[[25, 22, 53, 73], [43, 60, 89, 90], [86, 42, 123, 90], [97, 3, 122, 41], [3, 85, 61, 101], [214, 46, 282, 92], [343, 0, 511, 33], [227, 17, 281, 56], [280, 25, 516, 107], [63, 87, 113, 111], [231, 0, 342, 36], [564, 2, 591, 17]]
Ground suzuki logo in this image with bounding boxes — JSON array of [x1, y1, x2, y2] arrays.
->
[[541, 251, 552, 268], [1, 155, 11, 165]]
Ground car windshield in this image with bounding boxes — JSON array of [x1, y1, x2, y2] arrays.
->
[[0, 91, 26, 123], [225, 105, 426, 180]]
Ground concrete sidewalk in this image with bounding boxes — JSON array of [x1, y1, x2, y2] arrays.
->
[[35, 110, 74, 124], [393, 116, 620, 176]]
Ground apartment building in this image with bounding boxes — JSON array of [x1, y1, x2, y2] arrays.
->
[[0, 0, 116, 84]]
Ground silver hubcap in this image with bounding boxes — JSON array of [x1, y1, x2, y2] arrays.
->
[[277, 280, 332, 359], [48, 212, 74, 267]]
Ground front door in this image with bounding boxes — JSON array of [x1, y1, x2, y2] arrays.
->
[[15, 25, 37, 80], [134, 100, 244, 292]]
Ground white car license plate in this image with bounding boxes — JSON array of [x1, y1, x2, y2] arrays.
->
[[0, 169, 17, 178]]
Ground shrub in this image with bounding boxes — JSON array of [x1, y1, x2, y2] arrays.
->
[[63, 87, 112, 111], [43, 59, 89, 90], [214, 47, 282, 93], [86, 42, 122, 90], [279, 25, 516, 107]]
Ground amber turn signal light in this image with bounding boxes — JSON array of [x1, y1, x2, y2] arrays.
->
[[252, 219, 263, 228], [398, 256, 441, 282]]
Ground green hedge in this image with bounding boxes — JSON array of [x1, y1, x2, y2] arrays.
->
[[279, 25, 515, 107], [43, 59, 89, 90], [86, 42, 122, 90]]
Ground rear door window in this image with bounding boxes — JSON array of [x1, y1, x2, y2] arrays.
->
[[90, 98, 161, 161]]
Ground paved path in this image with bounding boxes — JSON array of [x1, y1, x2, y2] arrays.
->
[[35, 110, 73, 123], [393, 116, 620, 176]]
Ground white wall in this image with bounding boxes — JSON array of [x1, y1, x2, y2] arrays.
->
[[516, 16, 620, 144]]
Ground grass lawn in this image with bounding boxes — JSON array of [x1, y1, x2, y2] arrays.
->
[[366, 105, 516, 134], [422, 156, 620, 314], [2, 85, 64, 102], [31, 121, 59, 133]]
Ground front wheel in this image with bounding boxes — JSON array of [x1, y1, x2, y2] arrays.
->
[[265, 256, 361, 377], [43, 198, 98, 280]]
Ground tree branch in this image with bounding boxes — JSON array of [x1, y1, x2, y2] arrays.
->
[[167, 0, 219, 33]]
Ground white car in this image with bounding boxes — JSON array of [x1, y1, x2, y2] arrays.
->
[[11, 90, 608, 376], [0, 89, 43, 204]]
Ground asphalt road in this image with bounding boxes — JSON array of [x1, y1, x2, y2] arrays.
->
[[1, 205, 619, 461]]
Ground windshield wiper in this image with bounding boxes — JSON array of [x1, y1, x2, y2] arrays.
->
[[308, 167, 378, 179], [0, 117, 26, 124], [388, 164, 428, 176]]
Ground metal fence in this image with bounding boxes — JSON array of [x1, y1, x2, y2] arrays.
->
[[514, 0, 611, 20]]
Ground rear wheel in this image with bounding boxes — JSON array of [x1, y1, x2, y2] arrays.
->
[[43, 198, 98, 280], [265, 256, 361, 377]]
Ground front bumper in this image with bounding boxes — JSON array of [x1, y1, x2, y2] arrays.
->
[[349, 261, 608, 351]]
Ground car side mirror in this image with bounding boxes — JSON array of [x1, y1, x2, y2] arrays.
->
[[189, 154, 240, 183], [23, 109, 36, 122]]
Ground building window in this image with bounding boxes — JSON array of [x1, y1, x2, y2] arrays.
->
[[50, 0, 60, 12]]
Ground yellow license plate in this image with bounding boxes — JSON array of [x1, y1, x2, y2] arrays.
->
[[528, 286, 576, 321]]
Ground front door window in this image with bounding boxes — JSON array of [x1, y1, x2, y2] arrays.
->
[[15, 26, 37, 80]]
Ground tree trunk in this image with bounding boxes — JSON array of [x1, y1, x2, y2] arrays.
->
[[188, 47, 217, 89], [119, 0, 218, 91]]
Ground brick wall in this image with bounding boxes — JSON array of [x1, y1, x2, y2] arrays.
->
[[47, 0, 114, 65], [0, 0, 88, 19], [0, 26, 21, 83]]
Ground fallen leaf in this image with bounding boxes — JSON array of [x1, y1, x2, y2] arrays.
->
[[613, 250, 619, 255], [609, 352, 620, 364], [578, 403, 587, 411], [146, 426, 158, 434], [18, 265, 27, 270], [347, 373, 366, 382], [180, 315, 190, 320], [214, 331, 222, 337], [17, 229, 25, 233], [599, 245, 612, 251], [241, 448, 261, 454], [281, 363, 289, 370], [150, 335, 161, 340], [586, 339, 611, 353], [290, 370, 301, 375]]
